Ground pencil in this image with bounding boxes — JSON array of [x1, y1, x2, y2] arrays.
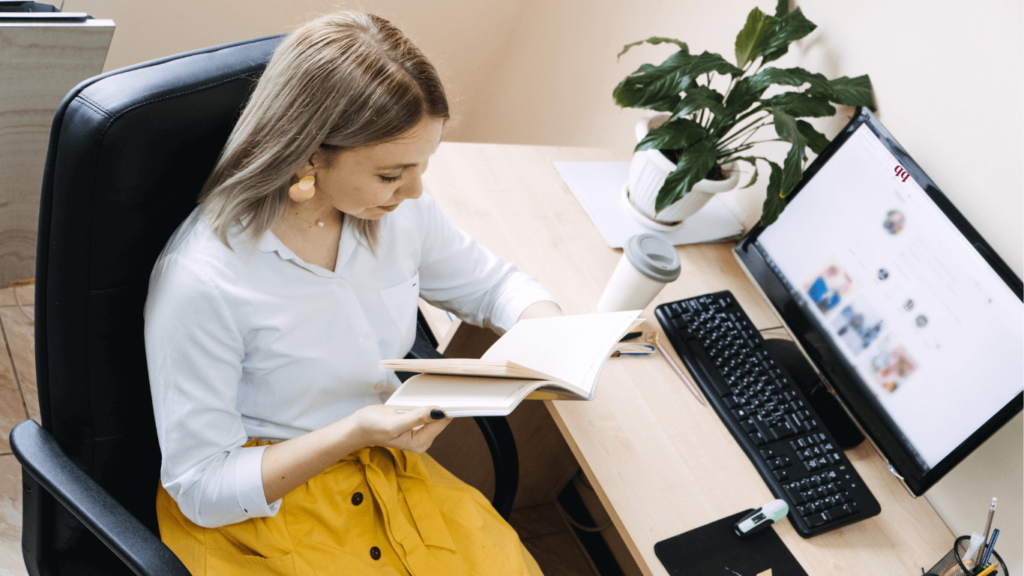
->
[[647, 332, 705, 405]]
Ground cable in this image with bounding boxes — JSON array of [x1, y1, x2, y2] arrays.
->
[[554, 498, 611, 533], [553, 469, 612, 533]]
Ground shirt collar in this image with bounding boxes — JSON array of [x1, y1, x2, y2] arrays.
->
[[255, 217, 363, 277]]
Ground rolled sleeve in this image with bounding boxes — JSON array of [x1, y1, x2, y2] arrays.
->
[[416, 194, 557, 334], [234, 444, 281, 518]]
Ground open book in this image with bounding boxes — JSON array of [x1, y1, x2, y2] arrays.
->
[[381, 311, 643, 417]]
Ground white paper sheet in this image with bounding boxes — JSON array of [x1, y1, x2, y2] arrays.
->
[[555, 161, 745, 248]]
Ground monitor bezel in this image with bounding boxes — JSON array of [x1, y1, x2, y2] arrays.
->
[[734, 107, 1024, 496]]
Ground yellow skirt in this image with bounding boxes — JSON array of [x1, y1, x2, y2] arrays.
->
[[156, 443, 543, 576]]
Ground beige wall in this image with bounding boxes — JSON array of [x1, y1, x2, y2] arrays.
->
[[61, 0, 531, 142], [59, 1, 1023, 574]]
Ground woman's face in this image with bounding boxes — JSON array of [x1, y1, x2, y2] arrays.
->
[[303, 115, 444, 219]]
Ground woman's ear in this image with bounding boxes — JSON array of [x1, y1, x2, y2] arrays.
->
[[295, 151, 319, 180]]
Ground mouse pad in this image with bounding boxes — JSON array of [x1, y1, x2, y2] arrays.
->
[[654, 510, 808, 576]]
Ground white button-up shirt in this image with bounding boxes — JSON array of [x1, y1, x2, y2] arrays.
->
[[144, 194, 555, 528]]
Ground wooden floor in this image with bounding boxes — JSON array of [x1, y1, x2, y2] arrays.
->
[[0, 285, 34, 576], [0, 285, 601, 576]]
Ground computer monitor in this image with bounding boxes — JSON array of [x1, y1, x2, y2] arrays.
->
[[734, 107, 1023, 497]]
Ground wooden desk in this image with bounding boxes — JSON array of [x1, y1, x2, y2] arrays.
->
[[423, 142, 953, 576]]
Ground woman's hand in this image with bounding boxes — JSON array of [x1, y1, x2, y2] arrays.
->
[[261, 404, 450, 504], [351, 404, 451, 454]]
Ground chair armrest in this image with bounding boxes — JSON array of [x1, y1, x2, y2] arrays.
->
[[10, 420, 191, 576]]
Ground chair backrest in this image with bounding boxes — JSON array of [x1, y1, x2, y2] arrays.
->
[[31, 35, 283, 574]]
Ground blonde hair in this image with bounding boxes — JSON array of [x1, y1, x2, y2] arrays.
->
[[199, 12, 450, 250]]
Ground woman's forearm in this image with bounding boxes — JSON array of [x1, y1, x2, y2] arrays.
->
[[260, 416, 365, 504], [517, 300, 563, 321]]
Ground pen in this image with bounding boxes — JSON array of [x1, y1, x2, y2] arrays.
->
[[975, 498, 997, 564], [981, 528, 999, 567], [646, 331, 705, 405]]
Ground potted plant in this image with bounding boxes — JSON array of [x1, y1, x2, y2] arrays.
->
[[614, 2, 876, 227]]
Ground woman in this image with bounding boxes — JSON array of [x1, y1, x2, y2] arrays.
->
[[144, 12, 560, 575]]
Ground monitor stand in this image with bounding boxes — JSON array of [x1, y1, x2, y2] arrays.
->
[[762, 338, 865, 450]]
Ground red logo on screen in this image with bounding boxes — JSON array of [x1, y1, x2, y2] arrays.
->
[[894, 165, 910, 183]]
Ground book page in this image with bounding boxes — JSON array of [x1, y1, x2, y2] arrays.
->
[[385, 375, 542, 412], [481, 311, 641, 396], [379, 359, 552, 380]]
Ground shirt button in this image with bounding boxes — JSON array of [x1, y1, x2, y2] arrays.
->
[[362, 331, 372, 340], [351, 492, 363, 506], [370, 546, 381, 560]]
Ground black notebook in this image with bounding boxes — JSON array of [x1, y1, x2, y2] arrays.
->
[[654, 510, 808, 576]]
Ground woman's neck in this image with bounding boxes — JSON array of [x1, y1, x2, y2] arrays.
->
[[285, 196, 343, 230]]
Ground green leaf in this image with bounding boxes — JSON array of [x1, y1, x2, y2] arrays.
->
[[796, 120, 830, 154], [655, 140, 718, 212], [735, 7, 776, 68], [764, 92, 836, 118], [826, 75, 876, 111], [757, 67, 833, 97], [731, 156, 761, 189], [613, 50, 695, 111], [775, 0, 789, 17], [618, 37, 690, 59], [760, 160, 787, 226], [720, 74, 772, 124], [780, 140, 804, 197], [770, 109, 806, 196], [635, 118, 707, 152], [684, 50, 745, 78], [759, 8, 817, 65], [674, 85, 726, 119]]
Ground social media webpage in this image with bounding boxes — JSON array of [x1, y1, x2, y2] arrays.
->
[[756, 124, 1023, 470]]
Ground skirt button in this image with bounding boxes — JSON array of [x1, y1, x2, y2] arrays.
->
[[351, 492, 364, 506], [370, 546, 381, 560]]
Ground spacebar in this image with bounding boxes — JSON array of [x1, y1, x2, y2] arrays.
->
[[686, 343, 732, 398]]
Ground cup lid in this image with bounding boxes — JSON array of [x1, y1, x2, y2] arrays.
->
[[625, 234, 681, 282]]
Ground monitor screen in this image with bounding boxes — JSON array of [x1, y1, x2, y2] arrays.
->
[[735, 108, 1023, 495]]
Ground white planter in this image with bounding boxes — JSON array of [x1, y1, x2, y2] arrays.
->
[[626, 113, 739, 227]]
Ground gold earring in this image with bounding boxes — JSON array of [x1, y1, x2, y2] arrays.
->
[[289, 175, 316, 202]]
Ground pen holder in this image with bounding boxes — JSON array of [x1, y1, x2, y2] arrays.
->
[[924, 535, 1006, 576]]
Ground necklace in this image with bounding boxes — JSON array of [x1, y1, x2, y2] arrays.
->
[[288, 211, 329, 230]]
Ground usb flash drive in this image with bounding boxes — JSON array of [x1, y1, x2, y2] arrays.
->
[[734, 499, 789, 537]]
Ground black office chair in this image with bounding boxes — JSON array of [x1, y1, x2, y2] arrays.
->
[[11, 35, 518, 576]]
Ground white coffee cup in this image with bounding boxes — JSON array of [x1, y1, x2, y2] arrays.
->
[[597, 234, 680, 312]]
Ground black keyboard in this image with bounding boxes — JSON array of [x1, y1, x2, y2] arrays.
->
[[655, 290, 880, 537]]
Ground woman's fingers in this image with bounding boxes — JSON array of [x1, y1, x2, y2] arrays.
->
[[388, 406, 443, 436], [405, 417, 452, 453]]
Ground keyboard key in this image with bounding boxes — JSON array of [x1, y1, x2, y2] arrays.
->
[[806, 513, 827, 528], [773, 469, 789, 481], [828, 505, 851, 520], [785, 485, 806, 505], [769, 421, 797, 440], [749, 432, 767, 446]]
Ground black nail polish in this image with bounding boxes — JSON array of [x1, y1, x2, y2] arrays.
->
[[430, 409, 446, 420]]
